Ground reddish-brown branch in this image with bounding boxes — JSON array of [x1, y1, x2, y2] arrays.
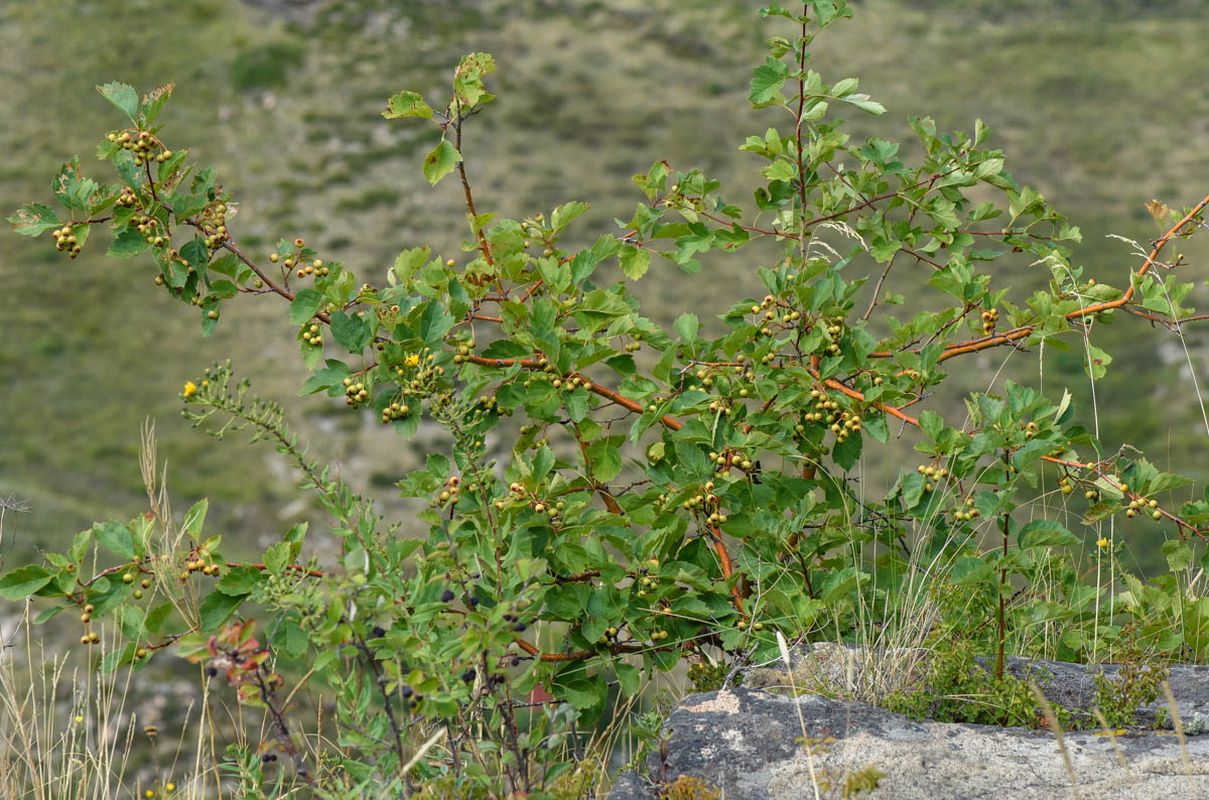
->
[[452, 107, 495, 271], [936, 195, 1208, 362], [862, 194, 1208, 362], [707, 523, 744, 615], [512, 637, 646, 662], [464, 354, 683, 431], [225, 561, 325, 578]]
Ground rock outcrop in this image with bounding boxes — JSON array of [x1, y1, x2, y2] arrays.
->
[[610, 648, 1209, 799]]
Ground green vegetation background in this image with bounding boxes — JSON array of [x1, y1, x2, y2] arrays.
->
[[2, 0, 1207, 574]]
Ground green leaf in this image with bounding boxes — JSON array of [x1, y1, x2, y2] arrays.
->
[[763, 160, 797, 182], [619, 247, 650, 281], [422, 139, 461, 186], [551, 201, 590, 233], [750, 57, 789, 106], [8, 203, 60, 236], [198, 591, 244, 633], [382, 90, 433, 120], [1018, 520, 1080, 549], [554, 674, 606, 710], [144, 602, 173, 635], [453, 52, 496, 108], [831, 77, 859, 97], [167, 191, 209, 220], [587, 437, 624, 483], [52, 158, 98, 211], [289, 288, 324, 324], [94, 520, 135, 560], [391, 247, 431, 285], [183, 498, 208, 537], [139, 83, 174, 126], [97, 82, 140, 122], [107, 227, 150, 258], [1164, 540, 1194, 572], [300, 360, 352, 396], [674, 313, 699, 342], [832, 431, 863, 471], [330, 311, 373, 352], [614, 662, 641, 696], [0, 565, 53, 601], [862, 415, 888, 444], [217, 566, 265, 596], [1084, 344, 1112, 380], [843, 94, 886, 115], [35, 605, 67, 624]]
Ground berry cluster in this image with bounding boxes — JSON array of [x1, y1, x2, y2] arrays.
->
[[132, 213, 167, 247], [381, 398, 410, 424], [115, 185, 139, 208], [981, 307, 999, 335], [293, 258, 329, 279], [953, 496, 981, 522], [798, 389, 862, 442], [707, 450, 753, 480], [181, 556, 221, 581], [450, 338, 477, 364], [343, 377, 369, 407], [433, 475, 461, 507], [516, 355, 592, 394], [270, 238, 314, 274], [301, 322, 323, 348], [916, 463, 949, 492], [822, 317, 844, 356], [383, 351, 448, 422], [120, 569, 154, 599], [199, 202, 228, 250], [79, 602, 100, 645], [51, 225, 81, 258], [106, 130, 172, 167], [498, 482, 564, 520], [1126, 495, 1162, 520], [550, 373, 591, 392], [634, 558, 662, 603]]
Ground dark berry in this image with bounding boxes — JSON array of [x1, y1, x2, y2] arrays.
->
[[371, 626, 386, 638], [461, 668, 476, 683], [441, 589, 456, 603]]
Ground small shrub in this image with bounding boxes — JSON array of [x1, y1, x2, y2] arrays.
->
[[4, 0, 1207, 795]]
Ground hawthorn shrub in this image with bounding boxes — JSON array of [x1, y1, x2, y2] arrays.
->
[[5, 1, 1209, 797]]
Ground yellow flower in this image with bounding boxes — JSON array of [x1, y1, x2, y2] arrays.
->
[[404, 353, 420, 368], [1096, 537, 1110, 549], [182, 381, 198, 398]]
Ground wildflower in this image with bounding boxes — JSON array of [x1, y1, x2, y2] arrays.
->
[[1096, 537, 1109, 549], [182, 381, 198, 398], [404, 353, 420, 368]]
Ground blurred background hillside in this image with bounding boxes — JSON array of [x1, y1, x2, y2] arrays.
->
[[1, 0, 1206, 574]]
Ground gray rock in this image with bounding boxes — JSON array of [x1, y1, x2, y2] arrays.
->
[[610, 683, 1209, 799], [744, 642, 1209, 731], [606, 771, 657, 800]]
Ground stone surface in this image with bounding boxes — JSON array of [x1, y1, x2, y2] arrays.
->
[[610, 651, 1209, 800], [744, 642, 1209, 732]]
